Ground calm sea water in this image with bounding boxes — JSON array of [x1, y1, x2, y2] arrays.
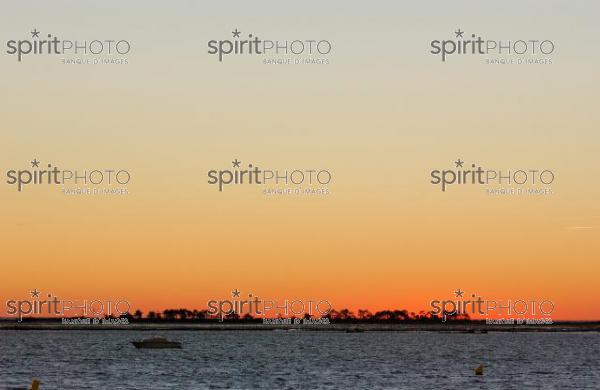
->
[[0, 330, 598, 389]]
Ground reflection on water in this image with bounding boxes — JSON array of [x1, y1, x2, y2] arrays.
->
[[0, 331, 599, 389]]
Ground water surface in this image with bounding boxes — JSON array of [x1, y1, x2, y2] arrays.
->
[[1, 331, 598, 389]]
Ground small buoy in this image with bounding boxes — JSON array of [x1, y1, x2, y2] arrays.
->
[[475, 364, 484, 375], [30, 379, 41, 390]]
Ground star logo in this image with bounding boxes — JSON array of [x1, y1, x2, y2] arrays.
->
[[454, 159, 464, 168], [31, 29, 40, 38], [232, 29, 241, 38], [232, 159, 241, 168], [31, 159, 40, 168], [454, 288, 464, 298], [455, 29, 464, 38], [231, 289, 241, 298], [31, 289, 41, 298]]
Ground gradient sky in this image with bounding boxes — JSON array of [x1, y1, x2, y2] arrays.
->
[[1, 1, 599, 320]]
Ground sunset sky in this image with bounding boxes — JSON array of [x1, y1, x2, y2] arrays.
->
[[1, 1, 599, 320]]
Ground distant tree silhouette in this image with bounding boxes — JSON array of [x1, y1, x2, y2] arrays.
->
[[196, 310, 209, 319], [162, 309, 177, 320], [177, 309, 194, 320], [337, 309, 354, 320], [133, 306, 474, 323], [326, 310, 339, 320], [443, 311, 471, 321], [120, 312, 133, 321], [225, 312, 240, 320]]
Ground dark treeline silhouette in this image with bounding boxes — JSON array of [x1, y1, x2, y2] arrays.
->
[[119, 308, 471, 323]]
